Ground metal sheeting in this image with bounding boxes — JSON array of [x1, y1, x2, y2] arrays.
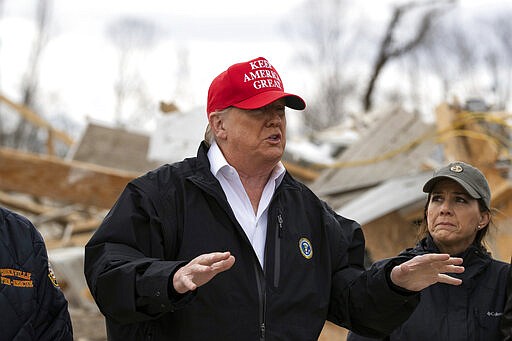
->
[[337, 172, 431, 225], [311, 109, 436, 198]]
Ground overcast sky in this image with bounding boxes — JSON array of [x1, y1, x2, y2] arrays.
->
[[0, 0, 311, 126], [0, 0, 507, 129]]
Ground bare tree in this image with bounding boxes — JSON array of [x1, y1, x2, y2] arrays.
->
[[283, 0, 360, 132], [107, 17, 157, 126], [284, 0, 460, 132], [0, 0, 4, 86], [12, 0, 52, 151], [362, 0, 456, 112], [285, 0, 512, 128], [0, 0, 5, 145], [487, 11, 512, 110], [172, 45, 192, 109], [400, 14, 476, 109], [402, 5, 512, 112]]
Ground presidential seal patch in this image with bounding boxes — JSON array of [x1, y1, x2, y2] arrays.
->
[[299, 237, 313, 259]]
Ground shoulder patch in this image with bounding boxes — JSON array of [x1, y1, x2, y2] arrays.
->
[[47, 262, 60, 288]]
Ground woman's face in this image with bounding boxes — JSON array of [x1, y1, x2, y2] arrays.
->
[[426, 179, 490, 255]]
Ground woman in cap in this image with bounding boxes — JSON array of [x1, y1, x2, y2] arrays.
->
[[348, 161, 510, 341]]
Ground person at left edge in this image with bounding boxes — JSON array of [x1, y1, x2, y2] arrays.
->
[[0, 206, 73, 340], [84, 56, 464, 341]]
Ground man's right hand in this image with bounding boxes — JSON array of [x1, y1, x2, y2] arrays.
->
[[172, 251, 235, 294], [390, 253, 464, 292]]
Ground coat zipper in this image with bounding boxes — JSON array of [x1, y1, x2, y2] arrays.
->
[[254, 261, 266, 340], [274, 209, 283, 287]]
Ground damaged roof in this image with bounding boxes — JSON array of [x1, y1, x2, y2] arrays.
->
[[310, 109, 438, 208]]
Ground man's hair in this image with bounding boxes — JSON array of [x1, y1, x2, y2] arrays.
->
[[203, 107, 230, 147]]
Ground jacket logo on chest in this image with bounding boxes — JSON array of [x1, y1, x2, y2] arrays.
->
[[299, 237, 313, 259], [486, 311, 503, 317], [0, 268, 33, 288]]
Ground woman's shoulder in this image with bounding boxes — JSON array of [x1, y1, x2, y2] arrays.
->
[[488, 257, 511, 273]]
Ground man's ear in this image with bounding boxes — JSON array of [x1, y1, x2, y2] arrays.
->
[[209, 112, 227, 140]]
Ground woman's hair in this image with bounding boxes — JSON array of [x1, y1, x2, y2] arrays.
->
[[203, 107, 230, 147], [417, 193, 494, 250]]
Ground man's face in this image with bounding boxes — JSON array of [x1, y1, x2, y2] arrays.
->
[[220, 98, 287, 169]]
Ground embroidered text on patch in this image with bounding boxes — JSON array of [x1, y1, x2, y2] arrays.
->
[[0, 268, 33, 288]]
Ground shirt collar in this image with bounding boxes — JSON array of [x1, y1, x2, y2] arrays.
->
[[207, 141, 286, 186], [207, 141, 230, 177]]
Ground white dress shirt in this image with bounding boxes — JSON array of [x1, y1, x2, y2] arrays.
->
[[207, 141, 285, 268]]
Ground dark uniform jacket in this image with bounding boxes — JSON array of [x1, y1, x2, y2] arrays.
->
[[0, 207, 73, 341], [85, 142, 421, 341], [348, 236, 510, 341]]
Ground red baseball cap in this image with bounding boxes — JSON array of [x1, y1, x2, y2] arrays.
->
[[206, 57, 306, 117]]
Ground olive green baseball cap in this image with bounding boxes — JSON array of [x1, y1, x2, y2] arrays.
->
[[422, 161, 491, 209]]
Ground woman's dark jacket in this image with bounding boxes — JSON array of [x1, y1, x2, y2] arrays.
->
[[84, 142, 421, 341], [0, 207, 73, 340], [348, 236, 510, 341], [502, 261, 512, 340]]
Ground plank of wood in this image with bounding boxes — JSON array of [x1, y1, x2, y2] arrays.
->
[[0, 190, 51, 214], [0, 147, 139, 209], [67, 218, 102, 234]]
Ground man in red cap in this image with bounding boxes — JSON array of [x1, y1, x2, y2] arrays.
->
[[85, 57, 465, 340]]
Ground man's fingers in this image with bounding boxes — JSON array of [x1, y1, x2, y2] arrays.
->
[[211, 255, 235, 272], [399, 262, 411, 273], [391, 253, 466, 291], [173, 251, 236, 294], [174, 270, 199, 294], [420, 253, 450, 262], [440, 256, 463, 266], [448, 257, 464, 265], [199, 251, 232, 266], [182, 276, 198, 291], [444, 264, 464, 273], [417, 254, 463, 265], [432, 256, 464, 274], [188, 252, 235, 275], [437, 273, 462, 286], [403, 255, 463, 270]]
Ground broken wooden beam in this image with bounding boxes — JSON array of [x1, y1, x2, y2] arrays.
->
[[0, 190, 51, 215], [0, 147, 140, 209]]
